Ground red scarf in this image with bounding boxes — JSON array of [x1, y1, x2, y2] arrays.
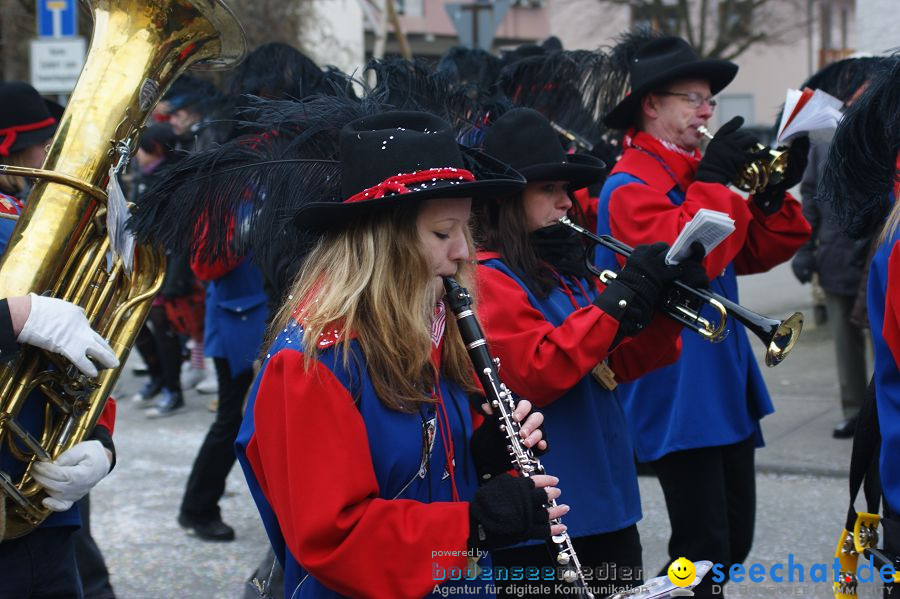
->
[[623, 128, 702, 192]]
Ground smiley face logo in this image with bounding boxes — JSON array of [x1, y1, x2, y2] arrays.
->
[[667, 557, 696, 588]]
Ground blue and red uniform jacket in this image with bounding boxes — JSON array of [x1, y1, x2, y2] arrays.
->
[[191, 252, 268, 376], [0, 190, 23, 253], [0, 189, 116, 530], [235, 312, 491, 599], [596, 130, 811, 462], [869, 175, 900, 514], [475, 254, 682, 539]]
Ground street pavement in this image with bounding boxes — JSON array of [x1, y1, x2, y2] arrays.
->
[[88, 260, 869, 598]]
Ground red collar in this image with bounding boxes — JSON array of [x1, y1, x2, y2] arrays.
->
[[613, 129, 700, 193], [476, 250, 502, 262]]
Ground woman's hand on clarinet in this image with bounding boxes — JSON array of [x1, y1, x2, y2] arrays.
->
[[481, 398, 547, 452], [468, 473, 568, 550], [471, 399, 547, 480]]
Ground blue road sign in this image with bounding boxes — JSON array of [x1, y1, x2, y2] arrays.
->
[[37, 0, 78, 38]]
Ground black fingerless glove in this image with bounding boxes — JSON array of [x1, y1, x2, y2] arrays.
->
[[468, 474, 551, 551], [594, 242, 676, 338], [752, 135, 810, 215], [470, 403, 547, 482], [695, 116, 762, 186]]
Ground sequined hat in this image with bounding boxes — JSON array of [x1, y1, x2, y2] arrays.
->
[[292, 111, 525, 232]]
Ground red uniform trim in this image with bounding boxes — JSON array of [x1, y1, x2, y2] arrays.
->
[[474, 263, 680, 405], [96, 397, 116, 437], [884, 241, 900, 371], [189, 218, 241, 281], [609, 136, 810, 277]]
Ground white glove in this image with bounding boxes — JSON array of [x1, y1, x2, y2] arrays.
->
[[31, 440, 112, 512], [16, 293, 119, 377]]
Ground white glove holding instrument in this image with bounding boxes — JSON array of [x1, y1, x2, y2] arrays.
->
[[31, 440, 112, 512], [16, 293, 119, 377]]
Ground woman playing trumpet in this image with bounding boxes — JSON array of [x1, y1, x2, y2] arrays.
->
[[472, 107, 708, 598]]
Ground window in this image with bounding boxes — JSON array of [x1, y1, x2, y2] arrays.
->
[[395, 0, 422, 18]]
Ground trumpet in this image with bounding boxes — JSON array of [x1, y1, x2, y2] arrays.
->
[[697, 126, 789, 194], [558, 216, 803, 367]]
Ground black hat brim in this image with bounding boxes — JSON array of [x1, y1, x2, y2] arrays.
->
[[603, 60, 738, 130], [517, 153, 606, 190], [293, 148, 526, 233]]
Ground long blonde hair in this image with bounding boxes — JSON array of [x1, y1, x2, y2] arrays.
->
[[269, 203, 480, 412], [879, 193, 900, 245]]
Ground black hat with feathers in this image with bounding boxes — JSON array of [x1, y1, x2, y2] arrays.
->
[[819, 55, 900, 239], [294, 110, 525, 232], [603, 34, 737, 129], [483, 107, 605, 190], [129, 94, 523, 267]]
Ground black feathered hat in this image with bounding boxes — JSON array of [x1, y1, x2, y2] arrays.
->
[[293, 110, 525, 231], [603, 36, 737, 130], [0, 81, 59, 157], [483, 107, 605, 190]]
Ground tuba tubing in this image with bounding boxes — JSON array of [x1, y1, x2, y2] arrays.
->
[[0, 0, 245, 540]]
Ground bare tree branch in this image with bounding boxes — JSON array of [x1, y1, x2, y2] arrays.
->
[[598, 0, 807, 61]]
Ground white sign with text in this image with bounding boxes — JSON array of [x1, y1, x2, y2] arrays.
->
[[30, 37, 86, 93]]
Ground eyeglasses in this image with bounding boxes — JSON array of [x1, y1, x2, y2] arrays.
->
[[657, 91, 718, 110]]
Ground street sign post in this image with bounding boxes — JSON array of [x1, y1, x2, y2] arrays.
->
[[445, 0, 511, 51], [32, 0, 84, 94]]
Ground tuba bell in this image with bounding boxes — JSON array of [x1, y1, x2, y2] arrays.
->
[[0, 0, 245, 540]]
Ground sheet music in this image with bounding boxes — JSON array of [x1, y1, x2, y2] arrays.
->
[[665, 209, 735, 266], [776, 87, 843, 144]]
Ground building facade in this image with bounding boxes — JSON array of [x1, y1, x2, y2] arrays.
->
[[550, 0, 858, 134]]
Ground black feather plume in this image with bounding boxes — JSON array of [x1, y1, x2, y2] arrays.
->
[[364, 58, 456, 119], [820, 55, 900, 238], [129, 93, 389, 269], [495, 49, 619, 150]]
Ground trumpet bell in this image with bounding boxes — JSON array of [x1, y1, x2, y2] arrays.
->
[[735, 145, 790, 194], [765, 311, 804, 367]]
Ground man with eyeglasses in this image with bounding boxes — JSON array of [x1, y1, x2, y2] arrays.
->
[[596, 35, 811, 598]]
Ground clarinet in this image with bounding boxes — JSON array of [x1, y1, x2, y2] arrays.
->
[[443, 277, 595, 598]]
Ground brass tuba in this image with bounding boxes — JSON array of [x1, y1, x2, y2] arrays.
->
[[698, 125, 790, 194], [0, 0, 245, 540]]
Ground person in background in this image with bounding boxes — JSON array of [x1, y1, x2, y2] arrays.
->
[[129, 123, 191, 417], [0, 81, 61, 249], [790, 56, 885, 439]]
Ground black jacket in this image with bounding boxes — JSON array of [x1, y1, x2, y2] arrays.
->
[[793, 134, 872, 295]]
